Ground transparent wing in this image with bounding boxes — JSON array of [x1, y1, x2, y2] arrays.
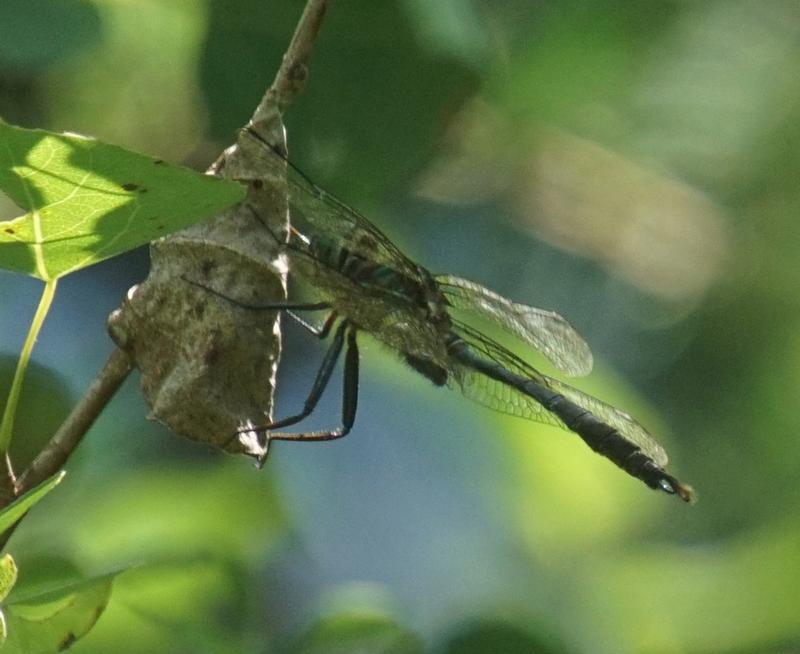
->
[[244, 128, 425, 282], [450, 320, 668, 466], [437, 275, 593, 377]]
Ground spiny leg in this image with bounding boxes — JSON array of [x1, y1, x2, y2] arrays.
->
[[182, 273, 336, 340], [224, 310, 339, 454], [181, 274, 331, 313], [184, 274, 336, 432], [263, 327, 359, 449], [182, 272, 348, 456], [243, 319, 348, 440]]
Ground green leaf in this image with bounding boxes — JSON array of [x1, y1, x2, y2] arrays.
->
[[0, 122, 245, 281], [0, 573, 115, 653], [0, 555, 17, 645], [0, 556, 18, 605], [0, 472, 65, 534]]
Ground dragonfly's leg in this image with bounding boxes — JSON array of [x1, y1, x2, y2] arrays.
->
[[264, 327, 359, 445], [181, 275, 331, 312], [237, 319, 348, 453], [223, 312, 341, 456]]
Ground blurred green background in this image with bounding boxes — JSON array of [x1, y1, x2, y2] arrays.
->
[[2, 0, 799, 652]]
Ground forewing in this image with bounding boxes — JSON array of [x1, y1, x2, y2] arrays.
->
[[449, 321, 566, 430], [245, 129, 424, 280], [437, 275, 593, 377], [450, 321, 668, 466]]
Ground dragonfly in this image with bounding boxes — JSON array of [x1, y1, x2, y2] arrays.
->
[[195, 125, 694, 502]]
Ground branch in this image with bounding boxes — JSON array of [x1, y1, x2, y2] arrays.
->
[[0, 456, 16, 508], [17, 348, 133, 494], [254, 0, 329, 122]]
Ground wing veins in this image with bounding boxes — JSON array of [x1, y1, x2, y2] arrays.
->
[[437, 275, 593, 377], [244, 128, 424, 281], [450, 319, 668, 465]]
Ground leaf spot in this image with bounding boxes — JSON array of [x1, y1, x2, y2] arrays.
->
[[58, 633, 77, 651]]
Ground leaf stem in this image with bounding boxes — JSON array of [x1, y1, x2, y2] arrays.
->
[[0, 279, 58, 454]]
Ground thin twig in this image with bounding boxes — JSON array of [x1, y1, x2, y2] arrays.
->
[[17, 348, 133, 494], [253, 0, 329, 122], [0, 456, 16, 508]]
